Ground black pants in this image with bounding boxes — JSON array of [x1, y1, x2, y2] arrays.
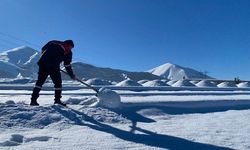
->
[[31, 66, 62, 102]]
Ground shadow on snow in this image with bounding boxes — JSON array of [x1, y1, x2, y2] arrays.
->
[[51, 101, 243, 150]]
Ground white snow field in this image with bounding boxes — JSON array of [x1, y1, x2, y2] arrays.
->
[[1, 84, 250, 150]]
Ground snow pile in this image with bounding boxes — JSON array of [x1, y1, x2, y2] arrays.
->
[[85, 78, 112, 86], [0, 101, 66, 129], [148, 63, 212, 80], [161, 79, 169, 83], [143, 80, 169, 87], [172, 80, 196, 87], [116, 79, 142, 87], [167, 80, 177, 85], [237, 82, 250, 88], [66, 97, 98, 106], [67, 88, 122, 109], [138, 80, 149, 84], [196, 80, 217, 87], [217, 82, 237, 88], [190, 80, 199, 84], [0, 99, 124, 130], [97, 88, 121, 108], [66, 98, 126, 123]]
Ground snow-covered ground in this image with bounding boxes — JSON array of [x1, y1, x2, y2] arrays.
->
[[1, 84, 250, 150]]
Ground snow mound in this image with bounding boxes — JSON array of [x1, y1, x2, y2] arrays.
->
[[190, 80, 200, 84], [85, 78, 112, 86], [66, 88, 121, 109], [116, 79, 142, 86], [196, 80, 217, 87], [0, 99, 124, 129], [142, 80, 169, 87], [0, 102, 65, 129], [66, 97, 99, 106], [172, 80, 196, 87], [161, 79, 169, 83], [217, 82, 237, 88], [167, 80, 177, 85], [97, 88, 121, 108], [66, 98, 126, 123], [148, 63, 212, 80], [237, 82, 250, 88], [138, 80, 149, 84]]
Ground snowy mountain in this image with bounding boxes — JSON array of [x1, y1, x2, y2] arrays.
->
[[0, 46, 162, 82], [70, 62, 161, 82], [0, 46, 40, 68], [0, 46, 40, 78], [148, 63, 213, 80]]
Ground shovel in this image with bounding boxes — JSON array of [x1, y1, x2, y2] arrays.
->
[[60, 69, 121, 108], [60, 69, 99, 94]]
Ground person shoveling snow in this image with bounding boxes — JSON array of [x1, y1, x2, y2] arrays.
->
[[30, 40, 76, 106], [30, 39, 121, 108]]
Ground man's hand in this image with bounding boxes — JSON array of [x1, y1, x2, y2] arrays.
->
[[71, 75, 76, 80]]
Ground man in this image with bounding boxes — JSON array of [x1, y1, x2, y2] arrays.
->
[[30, 40, 76, 106]]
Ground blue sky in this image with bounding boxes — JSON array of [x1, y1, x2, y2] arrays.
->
[[0, 0, 249, 79]]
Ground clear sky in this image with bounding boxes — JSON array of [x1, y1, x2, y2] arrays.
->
[[0, 0, 249, 80]]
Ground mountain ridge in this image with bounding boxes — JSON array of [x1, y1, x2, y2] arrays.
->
[[0, 46, 162, 82]]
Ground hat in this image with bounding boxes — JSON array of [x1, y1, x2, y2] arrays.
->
[[64, 40, 74, 48]]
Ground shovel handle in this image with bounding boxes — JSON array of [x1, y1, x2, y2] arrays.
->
[[60, 69, 99, 93]]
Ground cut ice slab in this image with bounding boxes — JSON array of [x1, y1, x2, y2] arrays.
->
[[96, 88, 121, 109]]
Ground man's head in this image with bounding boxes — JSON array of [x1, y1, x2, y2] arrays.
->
[[64, 40, 74, 48]]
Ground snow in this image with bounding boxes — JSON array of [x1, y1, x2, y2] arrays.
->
[[172, 80, 196, 87], [167, 80, 177, 85], [85, 78, 112, 86], [0, 46, 164, 82], [0, 46, 39, 79], [196, 80, 217, 87], [96, 88, 121, 109], [143, 80, 169, 87], [116, 79, 142, 87], [190, 80, 200, 84], [0, 46, 39, 67], [217, 82, 237, 88], [237, 82, 250, 88], [138, 80, 149, 84], [1, 83, 250, 149], [0, 61, 22, 78], [148, 63, 212, 80]]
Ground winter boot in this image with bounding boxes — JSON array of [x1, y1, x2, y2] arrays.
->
[[30, 86, 41, 106], [54, 100, 67, 107], [30, 100, 39, 106]]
